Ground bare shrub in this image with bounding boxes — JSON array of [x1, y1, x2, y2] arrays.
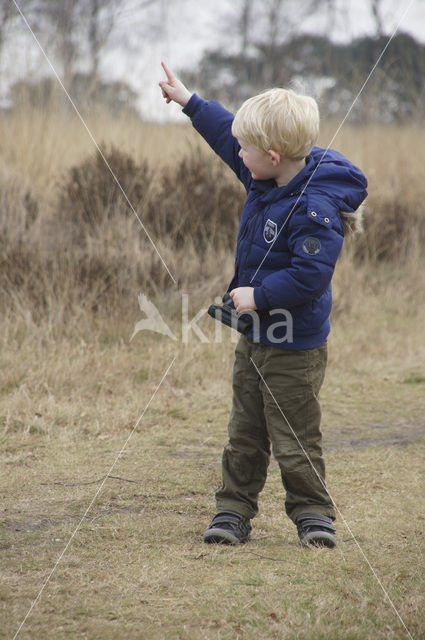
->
[[13, 146, 243, 322], [56, 143, 245, 251], [0, 176, 45, 319], [58, 144, 151, 230], [352, 196, 425, 262], [144, 148, 245, 250], [0, 174, 39, 245]]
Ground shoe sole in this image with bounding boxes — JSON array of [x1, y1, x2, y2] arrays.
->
[[300, 531, 336, 548], [203, 527, 250, 545]]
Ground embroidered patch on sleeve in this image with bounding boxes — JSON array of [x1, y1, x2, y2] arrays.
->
[[302, 236, 321, 256]]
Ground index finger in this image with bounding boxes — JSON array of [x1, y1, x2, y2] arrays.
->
[[161, 61, 175, 82]]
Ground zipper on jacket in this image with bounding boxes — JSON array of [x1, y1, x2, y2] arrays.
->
[[238, 206, 271, 278], [235, 213, 255, 263]]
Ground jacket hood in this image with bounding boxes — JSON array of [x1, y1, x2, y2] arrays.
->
[[259, 146, 368, 212]]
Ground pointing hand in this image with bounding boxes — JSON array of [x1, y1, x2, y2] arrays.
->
[[159, 61, 192, 107]]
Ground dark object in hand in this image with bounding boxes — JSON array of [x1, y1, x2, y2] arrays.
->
[[208, 293, 253, 335]]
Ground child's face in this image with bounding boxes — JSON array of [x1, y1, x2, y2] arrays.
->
[[237, 139, 274, 181]]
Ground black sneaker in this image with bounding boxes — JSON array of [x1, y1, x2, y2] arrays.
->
[[203, 510, 252, 545], [296, 512, 336, 548]]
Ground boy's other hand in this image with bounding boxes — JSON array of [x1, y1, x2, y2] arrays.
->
[[159, 62, 192, 107], [229, 287, 257, 313]]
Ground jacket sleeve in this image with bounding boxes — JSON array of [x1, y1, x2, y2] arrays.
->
[[253, 206, 344, 310], [183, 93, 252, 190]]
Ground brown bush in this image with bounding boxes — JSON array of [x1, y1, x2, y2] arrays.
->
[[58, 144, 151, 230], [143, 148, 245, 250], [1, 146, 243, 320], [56, 144, 244, 251], [0, 175, 39, 246], [351, 197, 425, 262]]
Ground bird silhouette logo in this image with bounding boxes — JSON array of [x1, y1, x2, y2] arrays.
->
[[130, 294, 177, 342]]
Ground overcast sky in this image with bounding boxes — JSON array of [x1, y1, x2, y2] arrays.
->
[[2, 0, 424, 120]]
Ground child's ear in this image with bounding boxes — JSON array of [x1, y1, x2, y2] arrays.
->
[[268, 150, 280, 167]]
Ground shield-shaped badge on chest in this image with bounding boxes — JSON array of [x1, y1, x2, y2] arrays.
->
[[263, 218, 278, 243]]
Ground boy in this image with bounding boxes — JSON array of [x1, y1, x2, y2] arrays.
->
[[159, 62, 367, 548]]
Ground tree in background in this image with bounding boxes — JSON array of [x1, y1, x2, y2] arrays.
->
[[35, 0, 118, 86], [0, 0, 15, 64], [3, 0, 166, 115], [8, 74, 140, 117], [3, 0, 425, 122], [3, 0, 177, 115], [371, 0, 385, 38], [181, 0, 425, 123], [182, 0, 336, 107]]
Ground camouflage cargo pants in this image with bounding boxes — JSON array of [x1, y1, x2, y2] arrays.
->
[[215, 335, 335, 523]]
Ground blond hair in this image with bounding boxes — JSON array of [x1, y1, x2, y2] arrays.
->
[[231, 88, 319, 160]]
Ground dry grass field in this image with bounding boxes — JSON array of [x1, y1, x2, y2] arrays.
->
[[1, 103, 425, 639]]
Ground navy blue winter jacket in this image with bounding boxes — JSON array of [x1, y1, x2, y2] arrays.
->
[[183, 94, 368, 350]]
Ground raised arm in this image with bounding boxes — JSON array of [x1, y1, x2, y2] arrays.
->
[[159, 62, 251, 188]]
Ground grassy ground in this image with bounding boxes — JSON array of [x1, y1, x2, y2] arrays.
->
[[1, 315, 425, 640]]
